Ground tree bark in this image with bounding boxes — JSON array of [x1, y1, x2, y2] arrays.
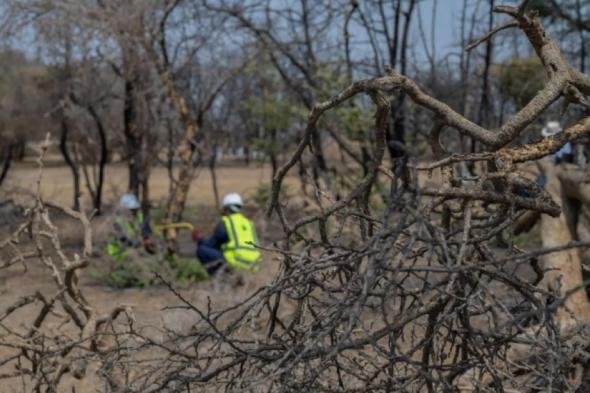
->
[[87, 104, 108, 215], [0, 144, 13, 188], [538, 159, 590, 323], [269, 128, 279, 180], [123, 78, 142, 199], [557, 163, 590, 274], [469, 0, 495, 170], [59, 118, 81, 211], [387, 0, 415, 187], [157, 66, 200, 250], [12, 137, 25, 161], [209, 147, 220, 212]]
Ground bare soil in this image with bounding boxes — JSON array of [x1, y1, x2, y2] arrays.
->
[[0, 162, 284, 392]]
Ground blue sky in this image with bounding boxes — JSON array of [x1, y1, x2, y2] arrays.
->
[[344, 0, 497, 72], [424, 0, 465, 53], [415, 0, 494, 57]]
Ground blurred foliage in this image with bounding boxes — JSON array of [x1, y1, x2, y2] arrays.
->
[[334, 105, 374, 142], [95, 252, 208, 288], [246, 96, 299, 133], [94, 251, 162, 288], [251, 182, 290, 211], [242, 61, 304, 157], [528, 0, 590, 43], [492, 57, 546, 107], [414, 139, 432, 157], [316, 64, 351, 99], [0, 50, 49, 143], [528, 0, 554, 18], [166, 254, 209, 286], [246, 97, 299, 155]]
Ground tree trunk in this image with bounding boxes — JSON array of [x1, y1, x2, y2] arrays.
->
[[386, 0, 415, 187], [166, 120, 197, 224], [13, 137, 25, 161], [87, 105, 108, 215], [269, 129, 279, 180], [468, 0, 495, 172], [160, 69, 200, 251], [557, 164, 590, 287], [209, 148, 220, 212], [458, 161, 590, 391], [59, 118, 81, 211], [140, 172, 150, 215], [0, 144, 13, 188], [244, 145, 250, 166], [310, 128, 327, 181], [123, 78, 143, 199], [538, 159, 590, 323], [558, 164, 590, 207]]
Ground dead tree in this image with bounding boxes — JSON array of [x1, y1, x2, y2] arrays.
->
[[0, 136, 134, 392], [58, 115, 81, 211], [0, 142, 13, 188], [204, 0, 335, 182], [118, 2, 590, 391], [5, 1, 590, 392]]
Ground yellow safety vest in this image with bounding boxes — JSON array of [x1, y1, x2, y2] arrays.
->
[[221, 213, 261, 270], [107, 212, 145, 262]]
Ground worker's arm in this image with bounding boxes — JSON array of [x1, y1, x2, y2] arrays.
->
[[199, 221, 229, 249], [142, 217, 153, 239], [140, 215, 156, 253], [113, 221, 141, 248]]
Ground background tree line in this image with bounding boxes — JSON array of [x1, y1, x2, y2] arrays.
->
[[4, 1, 590, 391], [0, 0, 588, 234]]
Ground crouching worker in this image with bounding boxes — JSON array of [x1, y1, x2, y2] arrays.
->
[[107, 192, 155, 263], [193, 193, 261, 275]]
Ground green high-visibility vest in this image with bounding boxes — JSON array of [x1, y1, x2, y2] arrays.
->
[[107, 212, 145, 262], [221, 213, 261, 270]]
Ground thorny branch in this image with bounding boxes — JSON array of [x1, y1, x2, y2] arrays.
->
[[4, 1, 590, 392], [0, 135, 135, 392]]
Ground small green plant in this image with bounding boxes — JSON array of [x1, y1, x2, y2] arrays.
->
[[95, 251, 209, 289], [100, 266, 147, 288], [166, 254, 209, 286], [94, 251, 161, 288]]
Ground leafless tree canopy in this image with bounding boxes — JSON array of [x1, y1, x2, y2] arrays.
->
[[3, 0, 590, 392]]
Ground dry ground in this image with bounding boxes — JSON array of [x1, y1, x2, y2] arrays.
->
[[0, 162, 288, 392], [1, 160, 284, 311], [0, 160, 544, 391], [3, 160, 273, 209]]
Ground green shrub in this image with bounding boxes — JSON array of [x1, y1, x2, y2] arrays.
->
[[166, 254, 209, 286], [95, 251, 209, 289]]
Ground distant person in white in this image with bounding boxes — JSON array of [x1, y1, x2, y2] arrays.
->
[[536, 121, 574, 189], [541, 121, 573, 164]]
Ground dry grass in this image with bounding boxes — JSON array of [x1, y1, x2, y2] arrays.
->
[[3, 161, 274, 209]]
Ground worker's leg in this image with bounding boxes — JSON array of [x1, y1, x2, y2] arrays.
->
[[196, 242, 225, 275]]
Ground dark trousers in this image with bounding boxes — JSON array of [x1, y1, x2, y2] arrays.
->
[[196, 241, 225, 275]]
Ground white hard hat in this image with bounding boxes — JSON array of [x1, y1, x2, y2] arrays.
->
[[119, 192, 140, 210], [222, 193, 243, 209], [542, 121, 561, 137]]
